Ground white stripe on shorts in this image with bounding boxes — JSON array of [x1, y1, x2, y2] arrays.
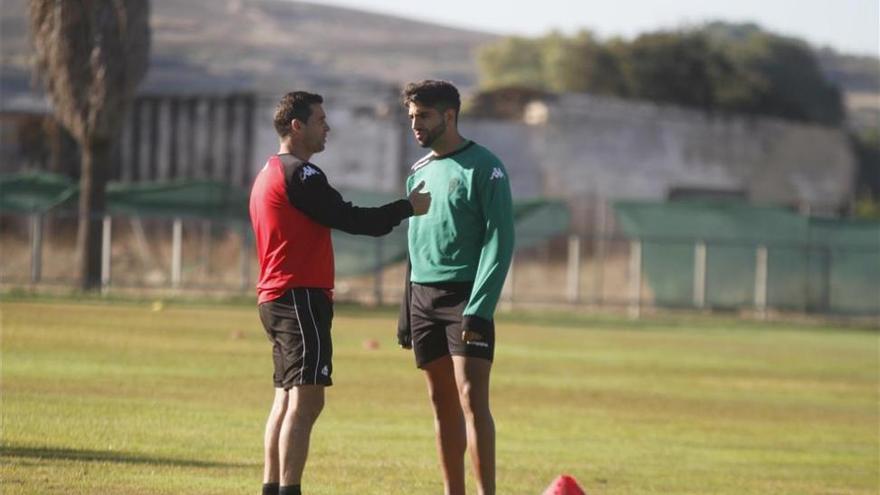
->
[[305, 290, 321, 383], [291, 289, 306, 385]]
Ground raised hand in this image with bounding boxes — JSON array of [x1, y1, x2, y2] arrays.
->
[[408, 180, 431, 216]]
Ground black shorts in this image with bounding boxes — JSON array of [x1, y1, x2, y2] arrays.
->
[[258, 288, 333, 389], [410, 281, 495, 368]]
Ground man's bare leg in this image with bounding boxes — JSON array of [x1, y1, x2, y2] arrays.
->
[[453, 355, 495, 495], [424, 355, 467, 495], [264, 388, 289, 484], [278, 385, 325, 487]]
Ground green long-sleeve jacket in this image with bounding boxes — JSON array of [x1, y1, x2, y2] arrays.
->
[[405, 140, 515, 322]]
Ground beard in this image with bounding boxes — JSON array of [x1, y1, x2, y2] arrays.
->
[[415, 120, 446, 148], [308, 133, 326, 153]]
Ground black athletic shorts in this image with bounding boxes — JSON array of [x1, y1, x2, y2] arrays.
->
[[410, 281, 495, 368], [258, 288, 333, 389]]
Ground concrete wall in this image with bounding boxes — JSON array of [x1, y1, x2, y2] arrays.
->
[[8, 89, 854, 213], [529, 94, 855, 210], [249, 92, 857, 211]]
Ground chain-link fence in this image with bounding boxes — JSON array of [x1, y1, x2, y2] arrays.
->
[[2, 173, 878, 319]]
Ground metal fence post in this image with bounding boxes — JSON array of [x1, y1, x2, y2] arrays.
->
[[171, 218, 183, 289], [693, 241, 707, 309], [201, 220, 212, 278], [30, 213, 43, 284], [592, 198, 607, 306], [567, 235, 581, 304], [820, 246, 832, 313], [628, 240, 642, 319], [754, 245, 768, 319], [101, 215, 112, 291]]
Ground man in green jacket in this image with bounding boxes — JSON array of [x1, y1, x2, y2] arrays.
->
[[397, 80, 514, 495]]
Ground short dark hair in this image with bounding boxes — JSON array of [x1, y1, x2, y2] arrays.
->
[[402, 80, 461, 116], [273, 91, 323, 138]]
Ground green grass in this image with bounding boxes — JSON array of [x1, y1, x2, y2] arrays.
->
[[2, 300, 878, 494]]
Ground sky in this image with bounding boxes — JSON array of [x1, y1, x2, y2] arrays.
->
[[304, 0, 880, 57]]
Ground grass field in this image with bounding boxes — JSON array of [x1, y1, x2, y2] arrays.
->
[[2, 298, 878, 494]]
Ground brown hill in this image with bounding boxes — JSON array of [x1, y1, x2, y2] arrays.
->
[[1, 0, 497, 95]]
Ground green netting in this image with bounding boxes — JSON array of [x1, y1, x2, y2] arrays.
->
[[2, 173, 570, 278], [614, 200, 880, 315], [333, 190, 570, 276], [0, 172, 249, 220], [105, 180, 250, 220], [509, 198, 572, 248], [806, 218, 880, 314], [0, 171, 77, 213]]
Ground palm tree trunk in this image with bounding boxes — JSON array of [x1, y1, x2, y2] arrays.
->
[[76, 139, 110, 290]]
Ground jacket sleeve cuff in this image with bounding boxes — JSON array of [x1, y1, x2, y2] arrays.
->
[[462, 314, 492, 333], [398, 199, 414, 219]]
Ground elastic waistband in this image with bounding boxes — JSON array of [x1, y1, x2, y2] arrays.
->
[[413, 280, 473, 292]]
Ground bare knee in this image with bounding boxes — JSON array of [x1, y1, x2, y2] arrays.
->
[[267, 390, 289, 426], [267, 406, 286, 434], [457, 381, 490, 421], [297, 399, 324, 425], [428, 384, 456, 408], [285, 391, 324, 426], [424, 359, 460, 415]]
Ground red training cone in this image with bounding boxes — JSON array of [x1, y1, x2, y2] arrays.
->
[[541, 474, 586, 495]]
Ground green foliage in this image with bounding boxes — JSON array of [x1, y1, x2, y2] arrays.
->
[[477, 36, 545, 89], [539, 31, 589, 92], [622, 31, 736, 110], [475, 22, 845, 125], [3, 301, 878, 494], [726, 32, 844, 125]]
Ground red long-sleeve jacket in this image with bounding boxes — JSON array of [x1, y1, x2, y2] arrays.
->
[[249, 154, 413, 304]]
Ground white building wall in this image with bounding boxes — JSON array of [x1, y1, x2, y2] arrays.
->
[[249, 92, 856, 210]]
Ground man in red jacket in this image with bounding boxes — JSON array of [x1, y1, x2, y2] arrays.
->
[[249, 91, 430, 495]]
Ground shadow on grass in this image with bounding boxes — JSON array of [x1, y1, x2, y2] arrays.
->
[[0, 444, 254, 468]]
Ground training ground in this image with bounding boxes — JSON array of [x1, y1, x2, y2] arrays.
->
[[1, 297, 877, 494]]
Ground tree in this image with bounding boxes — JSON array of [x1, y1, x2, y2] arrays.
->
[[475, 23, 845, 127], [477, 36, 545, 90], [540, 31, 592, 93], [29, 0, 150, 290], [698, 22, 844, 124], [623, 31, 737, 110], [727, 33, 844, 125], [585, 39, 629, 97]]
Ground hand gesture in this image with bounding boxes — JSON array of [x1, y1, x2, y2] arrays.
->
[[408, 181, 431, 216]]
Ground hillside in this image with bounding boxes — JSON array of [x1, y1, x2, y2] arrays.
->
[[815, 48, 880, 130], [0, 0, 496, 96], [0, 0, 875, 118]]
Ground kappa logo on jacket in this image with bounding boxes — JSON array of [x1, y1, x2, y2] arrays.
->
[[300, 165, 321, 181]]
